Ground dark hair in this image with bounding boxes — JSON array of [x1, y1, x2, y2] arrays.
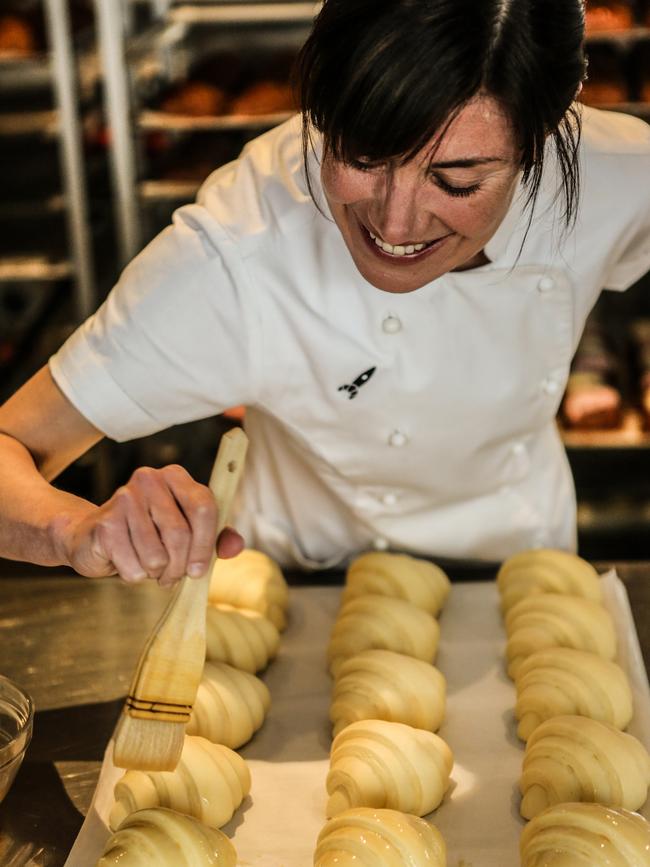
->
[[297, 0, 587, 230]]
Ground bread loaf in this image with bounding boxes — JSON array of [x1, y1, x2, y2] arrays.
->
[[327, 595, 440, 676], [520, 715, 650, 819], [342, 552, 450, 616], [209, 548, 289, 631], [186, 660, 270, 748], [497, 549, 602, 613], [96, 807, 237, 865], [109, 735, 250, 831], [326, 719, 453, 818], [514, 647, 633, 741], [520, 803, 650, 866], [314, 807, 447, 866], [505, 593, 617, 678], [206, 603, 279, 673], [330, 649, 446, 736]]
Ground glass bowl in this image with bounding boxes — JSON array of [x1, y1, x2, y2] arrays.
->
[[0, 675, 34, 805]]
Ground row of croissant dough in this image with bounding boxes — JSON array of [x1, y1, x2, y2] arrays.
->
[[96, 546, 650, 864]]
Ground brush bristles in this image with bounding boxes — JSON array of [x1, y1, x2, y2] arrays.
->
[[112, 713, 186, 771]]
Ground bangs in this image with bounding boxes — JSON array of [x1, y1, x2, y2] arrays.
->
[[299, 3, 484, 165]]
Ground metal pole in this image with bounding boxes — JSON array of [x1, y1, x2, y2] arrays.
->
[[44, 0, 96, 320], [94, 0, 141, 265]]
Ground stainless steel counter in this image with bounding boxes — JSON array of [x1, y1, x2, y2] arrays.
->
[[0, 564, 648, 866]]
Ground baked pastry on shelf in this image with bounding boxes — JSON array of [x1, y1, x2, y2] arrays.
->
[[96, 807, 237, 866], [561, 310, 623, 429], [584, 1, 634, 33], [159, 81, 229, 117], [314, 807, 447, 866], [230, 81, 296, 115], [520, 803, 650, 866], [520, 715, 650, 819]]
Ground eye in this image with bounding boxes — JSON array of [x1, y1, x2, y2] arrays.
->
[[347, 157, 383, 172], [432, 175, 482, 198]]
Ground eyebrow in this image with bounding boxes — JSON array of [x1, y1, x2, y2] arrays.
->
[[428, 157, 507, 168]]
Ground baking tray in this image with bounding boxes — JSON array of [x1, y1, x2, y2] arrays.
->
[[65, 570, 650, 866]]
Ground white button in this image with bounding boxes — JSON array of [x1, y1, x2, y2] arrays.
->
[[382, 315, 402, 334], [537, 276, 555, 292], [382, 492, 398, 506], [388, 430, 408, 447], [542, 378, 560, 396], [511, 442, 526, 457], [373, 536, 389, 551]]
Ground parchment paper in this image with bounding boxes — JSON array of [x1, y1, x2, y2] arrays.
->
[[65, 571, 650, 867]]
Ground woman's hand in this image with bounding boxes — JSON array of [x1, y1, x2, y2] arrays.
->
[[55, 464, 244, 587]]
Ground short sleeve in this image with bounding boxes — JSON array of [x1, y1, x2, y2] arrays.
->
[[49, 204, 261, 442], [602, 197, 650, 291]]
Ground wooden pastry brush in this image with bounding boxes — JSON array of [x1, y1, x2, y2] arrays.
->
[[112, 427, 249, 771]]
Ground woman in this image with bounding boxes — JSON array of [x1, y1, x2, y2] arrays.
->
[[0, 0, 648, 585]]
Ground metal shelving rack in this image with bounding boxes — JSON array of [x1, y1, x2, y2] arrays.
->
[[95, 0, 317, 263], [0, 0, 96, 319]]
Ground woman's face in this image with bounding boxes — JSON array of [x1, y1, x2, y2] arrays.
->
[[320, 95, 522, 293]]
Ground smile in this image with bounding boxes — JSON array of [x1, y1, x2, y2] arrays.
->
[[361, 223, 451, 260]]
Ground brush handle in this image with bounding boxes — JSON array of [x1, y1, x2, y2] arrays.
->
[[124, 427, 249, 723]]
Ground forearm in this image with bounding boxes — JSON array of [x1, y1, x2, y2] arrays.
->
[[0, 433, 97, 567]]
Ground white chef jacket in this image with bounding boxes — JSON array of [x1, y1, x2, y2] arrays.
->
[[49, 107, 650, 569]]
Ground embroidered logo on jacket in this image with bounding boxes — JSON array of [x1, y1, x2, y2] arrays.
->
[[338, 366, 377, 400]]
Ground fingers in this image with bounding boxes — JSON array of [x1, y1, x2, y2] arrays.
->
[[162, 465, 218, 581], [217, 526, 245, 560]]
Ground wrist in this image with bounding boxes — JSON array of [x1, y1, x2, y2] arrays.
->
[[47, 501, 96, 567]]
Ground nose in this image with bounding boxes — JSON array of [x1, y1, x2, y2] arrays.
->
[[370, 165, 426, 245]]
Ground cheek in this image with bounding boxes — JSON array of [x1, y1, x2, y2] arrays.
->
[[321, 163, 369, 205], [433, 190, 513, 239]]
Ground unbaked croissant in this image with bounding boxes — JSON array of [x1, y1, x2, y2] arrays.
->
[[96, 807, 237, 865], [326, 719, 453, 818], [514, 647, 633, 741], [186, 660, 270, 749], [520, 802, 650, 866], [206, 603, 279, 673], [109, 735, 251, 831], [342, 552, 451, 616], [497, 548, 602, 613], [505, 593, 617, 678], [327, 594, 440, 676], [330, 649, 446, 737], [208, 548, 289, 631], [520, 715, 650, 819], [314, 807, 447, 866]]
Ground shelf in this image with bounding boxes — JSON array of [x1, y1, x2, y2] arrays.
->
[[0, 195, 65, 218], [138, 107, 293, 130], [0, 110, 59, 137], [0, 256, 72, 282], [585, 26, 650, 46], [139, 178, 201, 200], [168, 2, 320, 25], [560, 409, 650, 449], [0, 52, 51, 90]]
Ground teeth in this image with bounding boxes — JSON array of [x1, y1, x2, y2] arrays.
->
[[368, 230, 428, 256]]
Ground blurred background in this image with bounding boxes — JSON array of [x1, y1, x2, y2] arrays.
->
[[1, 0, 650, 564]]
